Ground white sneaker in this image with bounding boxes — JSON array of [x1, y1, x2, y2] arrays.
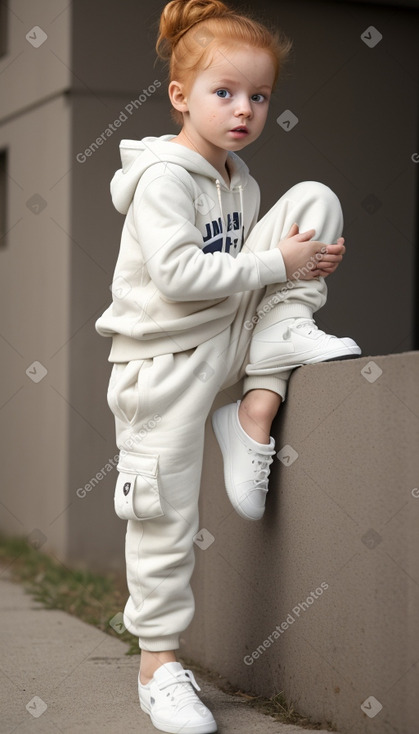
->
[[249, 317, 361, 373], [138, 662, 217, 734], [212, 401, 275, 521]]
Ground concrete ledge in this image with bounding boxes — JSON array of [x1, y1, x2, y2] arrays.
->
[[182, 352, 419, 734]]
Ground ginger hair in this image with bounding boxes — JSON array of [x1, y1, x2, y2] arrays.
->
[[156, 0, 292, 125]]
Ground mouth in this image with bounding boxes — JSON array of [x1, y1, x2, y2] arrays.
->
[[230, 126, 249, 136]]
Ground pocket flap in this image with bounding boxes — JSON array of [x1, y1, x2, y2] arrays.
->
[[117, 450, 158, 478], [114, 452, 163, 521]]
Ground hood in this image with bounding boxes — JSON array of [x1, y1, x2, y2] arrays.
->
[[110, 135, 251, 214]]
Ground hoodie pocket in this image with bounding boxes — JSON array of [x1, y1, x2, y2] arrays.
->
[[114, 451, 164, 521]]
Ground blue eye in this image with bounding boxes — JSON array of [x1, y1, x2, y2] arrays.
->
[[251, 93, 265, 103], [216, 89, 231, 98]]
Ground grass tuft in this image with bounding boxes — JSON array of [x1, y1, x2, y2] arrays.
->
[[0, 533, 139, 655], [0, 534, 336, 730]]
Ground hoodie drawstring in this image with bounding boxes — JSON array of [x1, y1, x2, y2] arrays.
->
[[238, 184, 244, 247], [215, 179, 226, 252], [215, 179, 244, 253]]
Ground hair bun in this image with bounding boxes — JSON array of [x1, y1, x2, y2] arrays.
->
[[156, 0, 231, 59]]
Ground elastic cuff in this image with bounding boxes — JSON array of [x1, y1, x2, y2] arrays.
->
[[243, 374, 288, 402], [255, 303, 313, 331], [138, 635, 180, 652], [254, 248, 287, 286]]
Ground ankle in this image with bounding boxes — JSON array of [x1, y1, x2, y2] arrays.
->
[[239, 390, 281, 444], [139, 650, 177, 685]]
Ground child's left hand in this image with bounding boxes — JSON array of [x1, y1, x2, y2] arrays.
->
[[314, 239, 346, 278], [288, 223, 346, 278]]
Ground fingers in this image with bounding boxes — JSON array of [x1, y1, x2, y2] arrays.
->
[[300, 241, 343, 280], [317, 264, 339, 275], [325, 237, 346, 255], [315, 237, 346, 268], [317, 253, 343, 265], [280, 225, 315, 246], [285, 223, 300, 238], [279, 231, 346, 281], [296, 228, 316, 242], [314, 259, 341, 275]]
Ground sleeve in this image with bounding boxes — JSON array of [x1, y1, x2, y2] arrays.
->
[[245, 176, 261, 237], [133, 166, 286, 302]]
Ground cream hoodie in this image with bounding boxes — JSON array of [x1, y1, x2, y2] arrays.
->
[[95, 135, 287, 361]]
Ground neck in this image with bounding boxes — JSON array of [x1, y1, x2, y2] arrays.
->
[[171, 128, 230, 185]]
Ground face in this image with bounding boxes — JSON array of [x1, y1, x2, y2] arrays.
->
[[170, 44, 275, 163]]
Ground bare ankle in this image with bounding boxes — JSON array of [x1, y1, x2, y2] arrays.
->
[[239, 390, 281, 444], [139, 650, 177, 685]]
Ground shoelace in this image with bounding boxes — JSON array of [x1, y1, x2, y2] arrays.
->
[[247, 449, 274, 493], [159, 669, 202, 712]]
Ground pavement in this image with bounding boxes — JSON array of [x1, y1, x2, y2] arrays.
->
[[0, 573, 335, 734]]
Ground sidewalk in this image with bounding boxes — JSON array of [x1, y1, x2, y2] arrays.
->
[[0, 574, 336, 734]]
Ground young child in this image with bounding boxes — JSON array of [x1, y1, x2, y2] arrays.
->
[[96, 0, 361, 731]]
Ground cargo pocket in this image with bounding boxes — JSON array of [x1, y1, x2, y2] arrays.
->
[[114, 450, 164, 521]]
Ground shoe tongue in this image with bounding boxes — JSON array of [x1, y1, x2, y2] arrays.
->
[[153, 661, 185, 684]]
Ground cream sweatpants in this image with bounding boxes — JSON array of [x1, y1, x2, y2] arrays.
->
[[107, 181, 343, 651]]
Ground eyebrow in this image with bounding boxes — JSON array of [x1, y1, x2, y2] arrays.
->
[[213, 78, 272, 91]]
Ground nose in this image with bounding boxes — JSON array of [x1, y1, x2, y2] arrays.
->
[[234, 94, 252, 119]]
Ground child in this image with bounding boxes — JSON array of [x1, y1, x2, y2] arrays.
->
[[96, 0, 361, 731]]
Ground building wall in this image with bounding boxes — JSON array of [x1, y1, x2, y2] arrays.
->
[[0, 99, 72, 554], [235, 0, 418, 356], [182, 352, 419, 734], [0, 0, 70, 120]]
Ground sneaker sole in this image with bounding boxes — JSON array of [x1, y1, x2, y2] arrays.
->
[[212, 408, 263, 522], [250, 346, 362, 372], [296, 346, 362, 365], [140, 698, 217, 734]]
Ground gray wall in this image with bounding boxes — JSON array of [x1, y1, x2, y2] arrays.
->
[[183, 352, 419, 734], [0, 1, 72, 556], [233, 0, 418, 356]]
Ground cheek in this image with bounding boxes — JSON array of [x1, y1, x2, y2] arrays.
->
[[206, 99, 223, 123], [202, 110, 219, 128], [256, 106, 269, 125]]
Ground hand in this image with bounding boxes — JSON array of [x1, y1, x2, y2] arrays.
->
[[277, 223, 346, 280]]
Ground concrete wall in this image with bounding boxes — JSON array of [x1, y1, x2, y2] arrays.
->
[[236, 0, 419, 356], [182, 352, 419, 734], [0, 0, 72, 556], [0, 0, 70, 120]]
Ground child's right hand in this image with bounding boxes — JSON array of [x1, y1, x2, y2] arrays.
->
[[278, 223, 346, 280]]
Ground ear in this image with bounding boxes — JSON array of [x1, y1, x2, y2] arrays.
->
[[168, 80, 189, 114]]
